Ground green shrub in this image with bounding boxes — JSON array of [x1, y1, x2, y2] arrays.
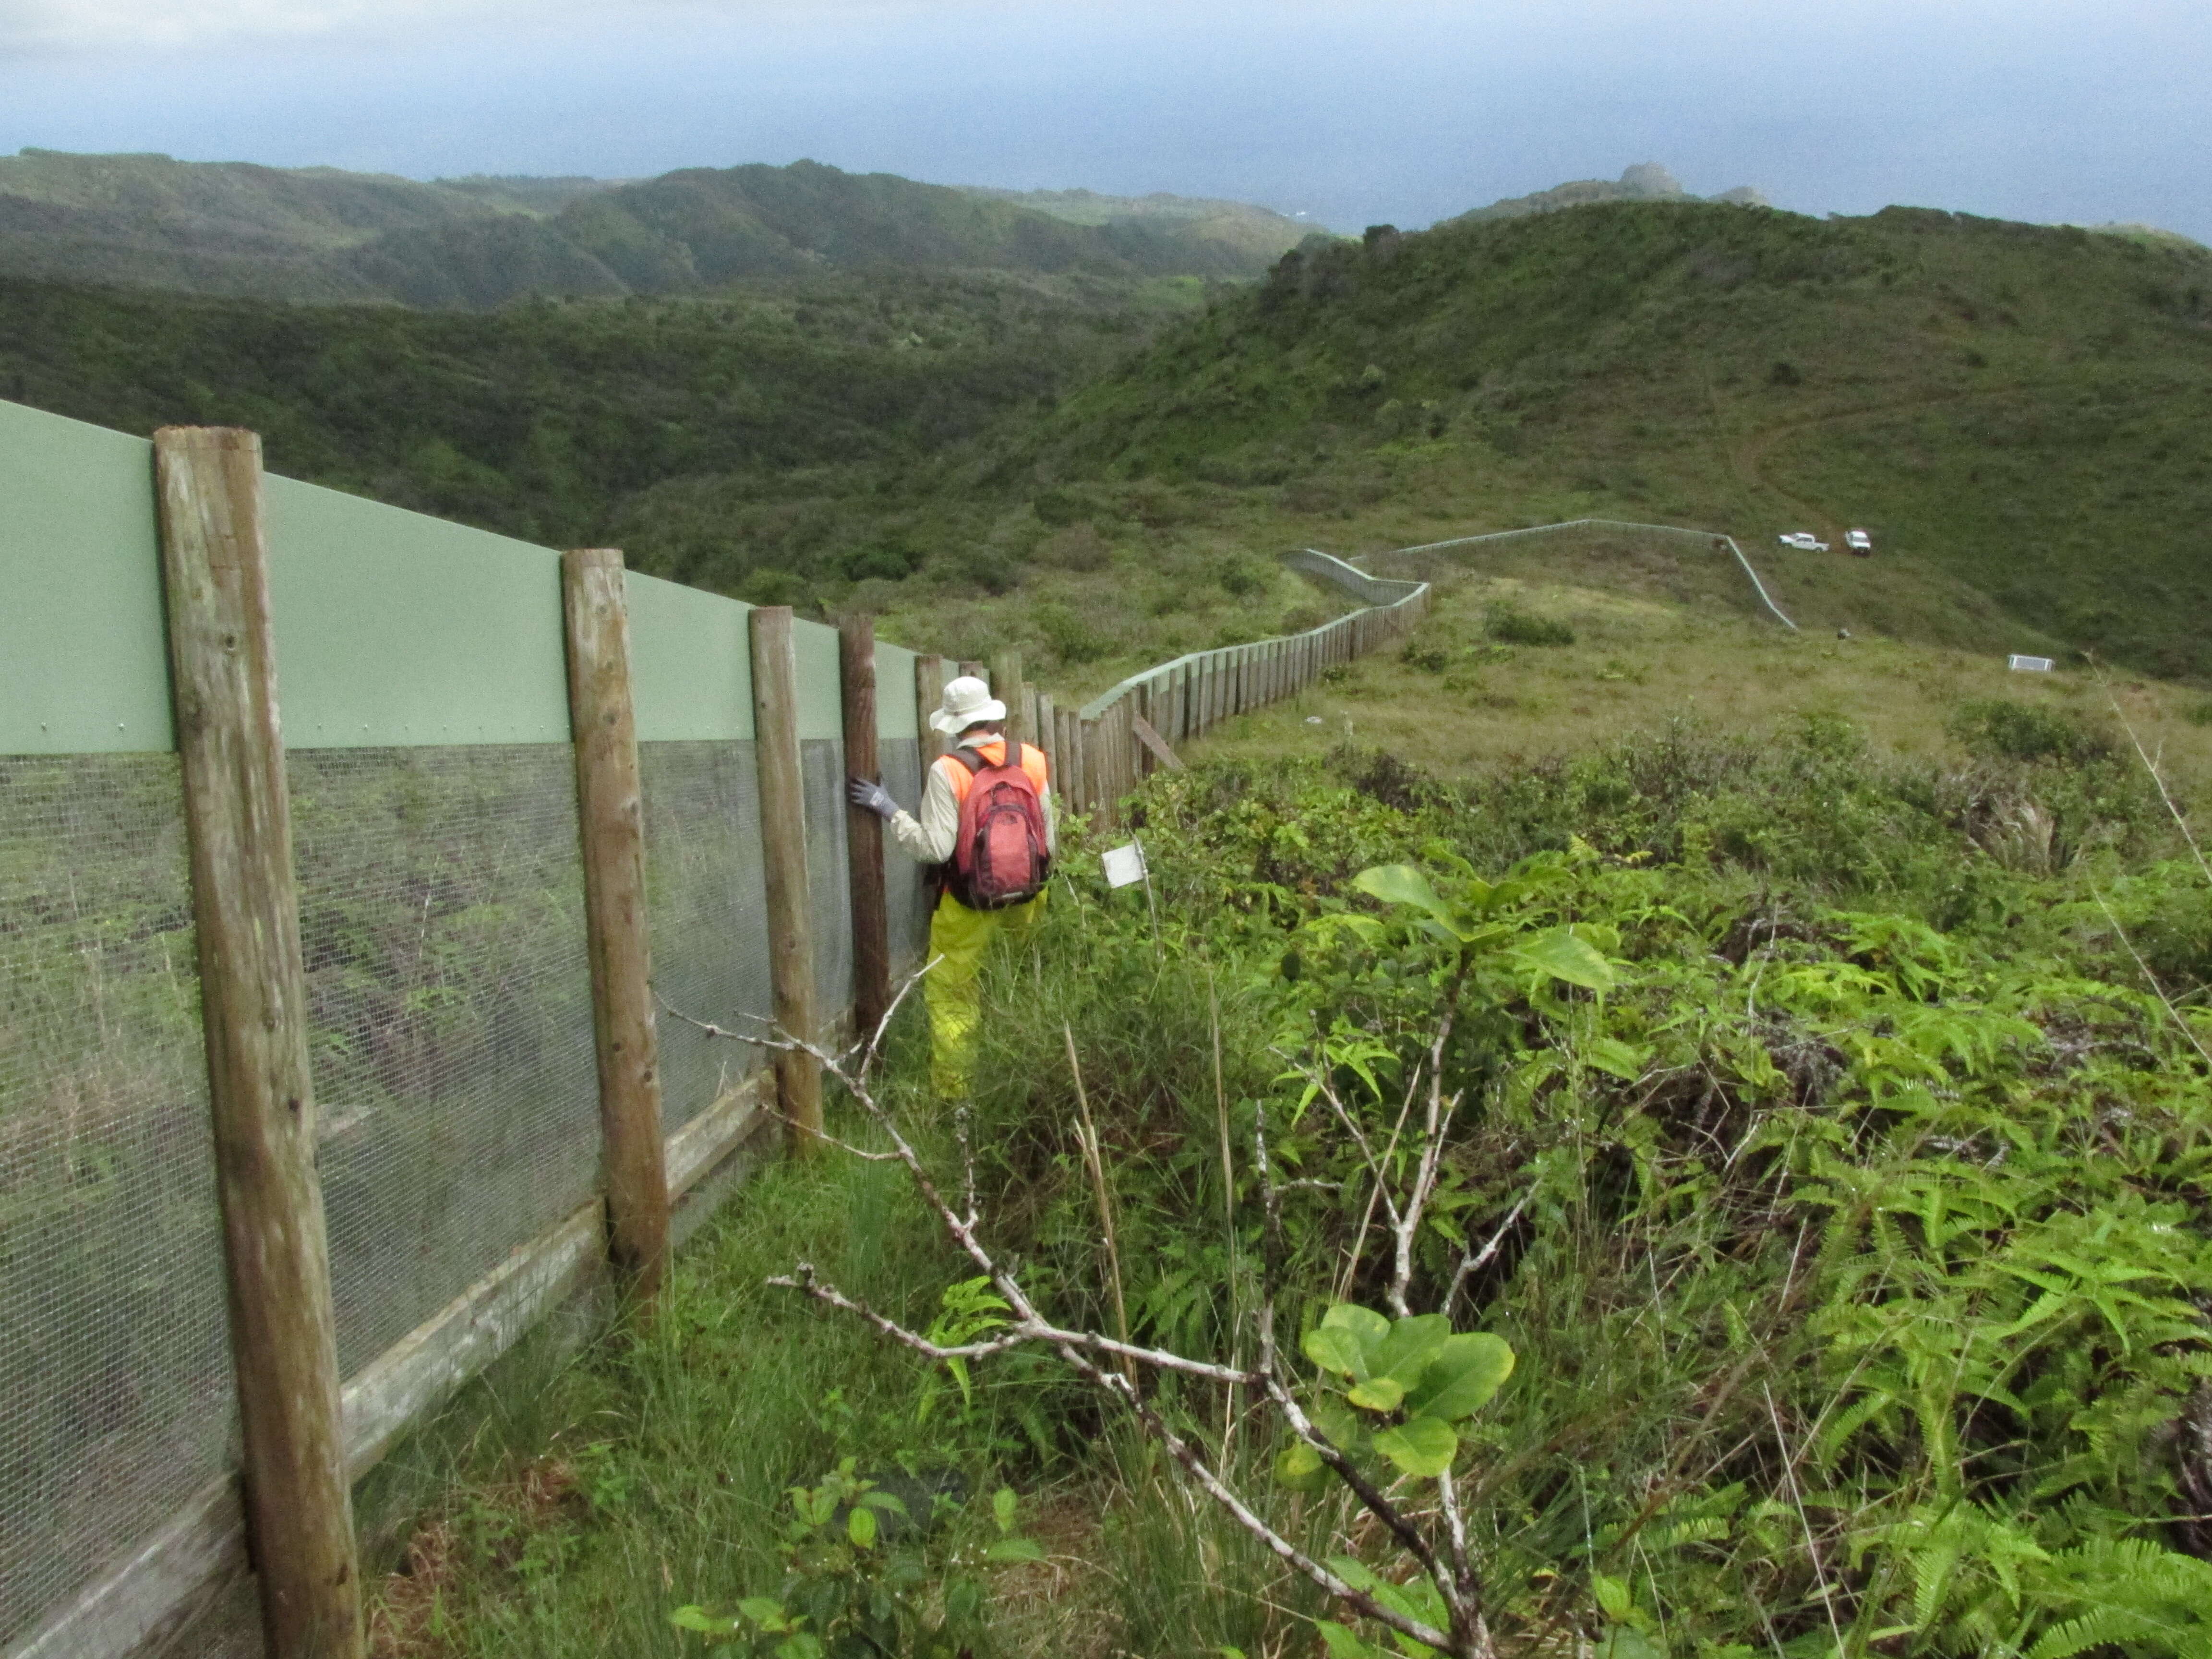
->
[[1029, 601, 1110, 666], [1947, 697, 2113, 763], [1483, 601, 1575, 647]]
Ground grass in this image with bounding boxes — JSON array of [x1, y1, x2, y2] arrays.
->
[[1014, 200, 2212, 681], [1180, 530, 2212, 792]]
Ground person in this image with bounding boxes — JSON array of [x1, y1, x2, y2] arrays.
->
[[847, 675, 1056, 1094]]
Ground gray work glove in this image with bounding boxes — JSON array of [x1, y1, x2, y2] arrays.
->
[[847, 776, 898, 820]]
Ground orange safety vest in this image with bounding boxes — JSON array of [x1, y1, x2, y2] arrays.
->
[[935, 737, 1049, 802]]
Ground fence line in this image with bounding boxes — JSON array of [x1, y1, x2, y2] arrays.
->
[[1358, 516, 1798, 632], [1058, 547, 1432, 824], [0, 392, 1451, 1659], [0, 401, 927, 1659]]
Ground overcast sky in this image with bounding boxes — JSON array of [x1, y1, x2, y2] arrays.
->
[[0, 0, 2204, 236]]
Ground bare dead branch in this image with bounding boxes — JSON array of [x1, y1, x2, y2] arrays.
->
[[1446, 1190, 1535, 1317]]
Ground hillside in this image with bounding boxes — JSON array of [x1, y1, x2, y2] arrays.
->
[[0, 150, 1295, 306], [0, 267, 1204, 551], [1014, 200, 2212, 681], [955, 184, 1310, 267], [6, 181, 2211, 691], [1450, 161, 1768, 221]]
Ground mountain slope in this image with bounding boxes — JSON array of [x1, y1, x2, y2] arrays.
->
[[0, 265, 1192, 552], [956, 185, 1310, 270], [0, 150, 1296, 305], [1450, 162, 1768, 221], [1022, 200, 2212, 678]]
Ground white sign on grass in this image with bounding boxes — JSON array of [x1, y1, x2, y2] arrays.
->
[[2008, 655, 2055, 673], [1102, 842, 1148, 889]]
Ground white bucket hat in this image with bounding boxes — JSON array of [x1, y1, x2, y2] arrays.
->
[[929, 674, 1007, 734]]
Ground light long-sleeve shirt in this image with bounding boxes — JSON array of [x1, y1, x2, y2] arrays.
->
[[889, 733, 1057, 865]]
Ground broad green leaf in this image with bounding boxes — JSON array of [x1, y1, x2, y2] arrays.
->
[[1317, 1621, 1382, 1659], [1311, 1398, 1365, 1454], [1370, 1313, 1451, 1386], [846, 1505, 878, 1549], [1584, 1035, 1650, 1082], [1372, 1416, 1458, 1477], [1347, 1375, 1407, 1412], [1276, 1440, 1325, 1488], [776, 1635, 826, 1659], [993, 1486, 1017, 1535], [1407, 1333, 1516, 1420], [1327, 1556, 1384, 1592], [1512, 927, 1617, 992], [1597, 1627, 1665, 1659], [1322, 1303, 1392, 1351], [859, 1489, 908, 1515], [1303, 1325, 1368, 1378], [984, 1537, 1045, 1563], [670, 1606, 732, 1633], [1592, 1573, 1634, 1620], [1353, 864, 1454, 926]]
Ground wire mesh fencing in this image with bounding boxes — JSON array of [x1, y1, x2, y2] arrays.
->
[[880, 737, 930, 985], [804, 739, 855, 1029], [0, 754, 237, 1653], [640, 740, 773, 1130], [289, 745, 603, 1382]]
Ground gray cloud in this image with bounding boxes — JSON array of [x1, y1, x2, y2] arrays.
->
[[0, 0, 1006, 52]]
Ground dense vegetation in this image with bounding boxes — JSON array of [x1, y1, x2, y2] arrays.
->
[[1004, 203, 2212, 679], [0, 266, 1202, 566], [9, 189, 2208, 686], [366, 689, 2212, 1657], [0, 151, 1302, 306]]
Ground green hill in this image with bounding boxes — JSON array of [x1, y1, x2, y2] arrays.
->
[[1449, 161, 1768, 221], [955, 184, 1309, 270], [0, 150, 1298, 306], [0, 266, 1208, 549], [1017, 199, 2212, 680], [6, 179, 2211, 686]]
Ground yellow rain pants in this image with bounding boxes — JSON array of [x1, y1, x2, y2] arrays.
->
[[926, 887, 1047, 1096]]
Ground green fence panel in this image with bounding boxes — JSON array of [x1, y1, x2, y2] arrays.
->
[[793, 618, 844, 742], [627, 572, 753, 743], [875, 640, 920, 743], [265, 476, 571, 748], [0, 402, 173, 755]]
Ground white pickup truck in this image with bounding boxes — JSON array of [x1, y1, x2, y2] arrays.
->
[[1844, 529, 1874, 553], [1777, 532, 1828, 552]]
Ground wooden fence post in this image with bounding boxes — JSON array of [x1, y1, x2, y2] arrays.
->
[[991, 649, 1024, 747], [1036, 692, 1058, 784], [840, 617, 892, 1043], [1082, 717, 1105, 822], [749, 606, 823, 1150], [560, 548, 672, 1304], [916, 653, 946, 767], [154, 427, 364, 1659], [1056, 709, 1078, 809]]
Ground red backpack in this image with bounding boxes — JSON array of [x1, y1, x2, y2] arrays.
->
[[945, 740, 1050, 909]]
